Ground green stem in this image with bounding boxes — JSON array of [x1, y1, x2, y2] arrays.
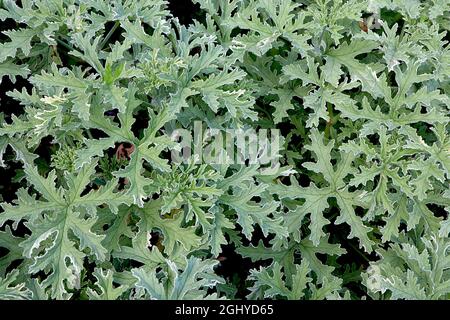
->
[[56, 38, 75, 52], [86, 129, 94, 140], [212, 14, 228, 43], [324, 102, 334, 139], [65, 136, 76, 147], [55, 38, 86, 64], [315, 27, 327, 55], [100, 21, 120, 49], [254, 105, 273, 121], [348, 241, 371, 263]]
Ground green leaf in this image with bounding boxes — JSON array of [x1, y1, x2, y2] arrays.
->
[[274, 129, 374, 251], [87, 268, 128, 300], [0, 271, 32, 300], [326, 40, 382, 97], [132, 256, 223, 300], [0, 61, 29, 83], [248, 261, 312, 299], [0, 28, 36, 63]]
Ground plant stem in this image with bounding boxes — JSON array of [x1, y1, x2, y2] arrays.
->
[[100, 21, 120, 49], [56, 38, 75, 52], [86, 129, 94, 140], [348, 241, 371, 263], [324, 102, 334, 139]]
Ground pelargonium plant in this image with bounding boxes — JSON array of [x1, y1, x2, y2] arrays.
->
[[0, 0, 449, 300]]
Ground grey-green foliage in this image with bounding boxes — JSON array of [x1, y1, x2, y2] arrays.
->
[[364, 234, 450, 300], [0, 0, 449, 300]]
